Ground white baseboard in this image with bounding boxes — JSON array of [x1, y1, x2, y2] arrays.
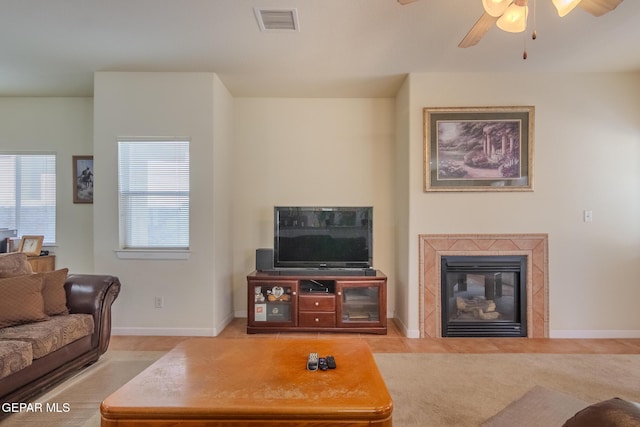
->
[[113, 313, 234, 338], [550, 329, 640, 339], [113, 325, 640, 339], [392, 316, 420, 338], [213, 312, 235, 336], [404, 329, 421, 339], [112, 327, 214, 337]]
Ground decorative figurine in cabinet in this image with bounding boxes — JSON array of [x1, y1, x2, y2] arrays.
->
[[248, 280, 298, 327]]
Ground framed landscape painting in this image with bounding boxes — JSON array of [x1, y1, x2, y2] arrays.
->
[[424, 106, 534, 192]]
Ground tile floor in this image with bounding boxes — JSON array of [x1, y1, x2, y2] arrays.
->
[[109, 318, 640, 354]]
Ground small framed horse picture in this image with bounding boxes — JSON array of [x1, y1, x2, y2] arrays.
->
[[73, 155, 94, 204]]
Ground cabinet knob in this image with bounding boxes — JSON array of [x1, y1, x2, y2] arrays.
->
[[314, 301, 320, 307], [315, 318, 320, 322], [337, 291, 342, 296], [292, 291, 297, 295]]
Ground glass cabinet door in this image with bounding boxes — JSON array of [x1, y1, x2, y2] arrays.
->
[[249, 280, 297, 326], [337, 282, 383, 327]]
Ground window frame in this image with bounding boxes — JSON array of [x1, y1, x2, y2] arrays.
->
[[0, 151, 57, 247], [115, 139, 191, 260]]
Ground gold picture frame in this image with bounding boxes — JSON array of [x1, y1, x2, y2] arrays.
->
[[424, 106, 534, 192], [18, 235, 44, 256]]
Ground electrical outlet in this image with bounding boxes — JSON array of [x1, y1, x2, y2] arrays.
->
[[584, 210, 593, 223], [154, 296, 164, 308]]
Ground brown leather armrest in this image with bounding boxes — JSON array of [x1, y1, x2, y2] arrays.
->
[[64, 274, 121, 354]]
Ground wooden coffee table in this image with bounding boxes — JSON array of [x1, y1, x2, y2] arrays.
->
[[100, 338, 393, 426]]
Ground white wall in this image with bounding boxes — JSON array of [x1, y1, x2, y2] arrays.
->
[[231, 98, 396, 318], [401, 72, 640, 337], [93, 72, 234, 336], [393, 79, 413, 335], [0, 98, 94, 273], [2, 70, 638, 339], [212, 75, 235, 331]]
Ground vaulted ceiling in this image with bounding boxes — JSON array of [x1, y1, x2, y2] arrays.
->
[[2, 0, 639, 97]]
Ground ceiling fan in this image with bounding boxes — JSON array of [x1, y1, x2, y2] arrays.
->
[[398, 0, 623, 49]]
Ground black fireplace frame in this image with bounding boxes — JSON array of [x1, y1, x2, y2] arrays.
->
[[441, 255, 527, 338]]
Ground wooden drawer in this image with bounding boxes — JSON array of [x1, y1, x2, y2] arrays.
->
[[299, 312, 336, 327], [299, 294, 335, 312]]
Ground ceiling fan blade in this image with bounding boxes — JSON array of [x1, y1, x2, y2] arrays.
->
[[458, 12, 499, 48], [578, 0, 624, 16]]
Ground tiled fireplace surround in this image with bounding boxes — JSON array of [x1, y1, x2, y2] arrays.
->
[[419, 234, 549, 338]]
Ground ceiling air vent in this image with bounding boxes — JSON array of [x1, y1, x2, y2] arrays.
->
[[254, 8, 299, 32]]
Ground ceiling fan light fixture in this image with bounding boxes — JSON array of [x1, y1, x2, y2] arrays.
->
[[482, 0, 512, 17], [552, 0, 582, 17], [496, 3, 528, 32]]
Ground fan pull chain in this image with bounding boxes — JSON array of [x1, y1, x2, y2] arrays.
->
[[532, 0, 537, 40], [523, 0, 537, 60]]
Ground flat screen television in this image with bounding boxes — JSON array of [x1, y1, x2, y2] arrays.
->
[[274, 206, 373, 270]]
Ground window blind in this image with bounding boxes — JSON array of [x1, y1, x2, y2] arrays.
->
[[0, 153, 56, 245], [118, 140, 190, 249]]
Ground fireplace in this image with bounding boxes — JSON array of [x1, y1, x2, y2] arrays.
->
[[441, 255, 527, 337], [418, 234, 549, 338]]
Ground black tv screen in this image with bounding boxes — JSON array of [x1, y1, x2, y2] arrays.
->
[[274, 206, 373, 269]]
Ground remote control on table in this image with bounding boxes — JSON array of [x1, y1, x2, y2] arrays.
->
[[318, 357, 328, 371], [307, 353, 318, 371], [326, 355, 336, 369]]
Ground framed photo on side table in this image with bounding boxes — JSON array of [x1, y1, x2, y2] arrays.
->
[[424, 106, 534, 192], [73, 155, 94, 203], [18, 235, 44, 256]]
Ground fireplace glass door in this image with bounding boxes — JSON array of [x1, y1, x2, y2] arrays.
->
[[441, 256, 526, 337]]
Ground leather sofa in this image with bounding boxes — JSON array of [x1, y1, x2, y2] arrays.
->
[[0, 270, 120, 409]]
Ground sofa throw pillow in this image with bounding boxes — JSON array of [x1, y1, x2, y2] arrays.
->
[[39, 268, 70, 316], [0, 274, 48, 328], [0, 252, 34, 278], [563, 397, 640, 427]]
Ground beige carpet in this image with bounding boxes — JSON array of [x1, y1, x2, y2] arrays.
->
[[2, 351, 639, 426], [480, 385, 588, 427], [374, 353, 640, 427]]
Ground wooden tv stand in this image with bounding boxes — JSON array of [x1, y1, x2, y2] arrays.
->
[[247, 270, 387, 334]]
